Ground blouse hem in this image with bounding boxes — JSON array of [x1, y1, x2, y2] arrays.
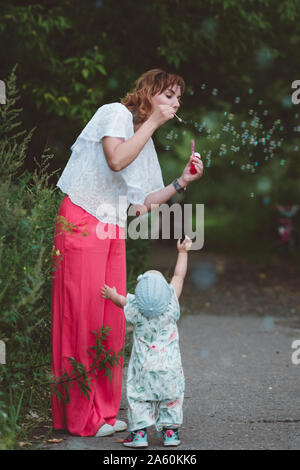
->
[[56, 187, 127, 229]]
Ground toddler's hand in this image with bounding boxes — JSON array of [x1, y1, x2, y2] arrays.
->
[[177, 235, 192, 252], [101, 284, 117, 299]]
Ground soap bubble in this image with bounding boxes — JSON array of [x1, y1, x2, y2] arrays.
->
[[262, 316, 275, 332], [191, 261, 216, 290], [200, 348, 210, 359]]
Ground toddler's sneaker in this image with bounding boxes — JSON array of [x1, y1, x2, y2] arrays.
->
[[123, 429, 148, 448], [163, 428, 181, 446]]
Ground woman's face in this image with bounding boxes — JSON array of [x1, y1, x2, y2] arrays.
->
[[151, 84, 181, 113]]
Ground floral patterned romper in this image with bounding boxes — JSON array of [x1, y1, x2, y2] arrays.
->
[[124, 284, 185, 432]]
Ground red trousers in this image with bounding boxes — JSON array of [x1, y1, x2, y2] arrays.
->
[[51, 195, 126, 436]]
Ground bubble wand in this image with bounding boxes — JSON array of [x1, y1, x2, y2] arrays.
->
[[190, 139, 201, 174]]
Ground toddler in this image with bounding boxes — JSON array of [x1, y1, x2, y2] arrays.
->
[[101, 235, 192, 447]]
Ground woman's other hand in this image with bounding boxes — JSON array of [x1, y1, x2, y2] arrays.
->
[[180, 154, 204, 185]]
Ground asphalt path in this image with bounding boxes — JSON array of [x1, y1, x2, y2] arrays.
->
[[44, 310, 300, 450]]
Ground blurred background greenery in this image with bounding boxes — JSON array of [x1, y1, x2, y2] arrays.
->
[[1, 0, 300, 448]]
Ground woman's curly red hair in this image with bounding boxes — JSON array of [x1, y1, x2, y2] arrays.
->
[[121, 69, 185, 124]]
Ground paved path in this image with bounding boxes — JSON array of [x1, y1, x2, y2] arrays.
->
[[44, 311, 300, 450]]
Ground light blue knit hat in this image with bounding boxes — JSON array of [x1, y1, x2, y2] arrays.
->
[[134, 272, 173, 319]]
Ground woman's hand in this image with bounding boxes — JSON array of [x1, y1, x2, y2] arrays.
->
[[148, 105, 176, 129], [179, 154, 204, 186], [101, 284, 117, 300]]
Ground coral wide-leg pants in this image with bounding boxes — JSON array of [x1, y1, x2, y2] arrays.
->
[[51, 195, 126, 436]]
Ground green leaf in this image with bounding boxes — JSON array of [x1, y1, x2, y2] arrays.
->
[[81, 69, 89, 79]]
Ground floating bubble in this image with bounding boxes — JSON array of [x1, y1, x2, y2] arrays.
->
[[200, 348, 210, 359], [235, 96, 240, 103], [191, 262, 216, 289], [262, 316, 275, 332], [282, 95, 293, 109], [257, 177, 271, 192], [250, 192, 255, 198], [256, 47, 274, 67], [212, 88, 218, 96]]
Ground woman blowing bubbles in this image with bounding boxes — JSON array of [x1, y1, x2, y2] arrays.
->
[[51, 69, 203, 437]]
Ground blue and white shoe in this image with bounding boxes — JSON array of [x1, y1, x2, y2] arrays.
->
[[123, 429, 148, 448], [163, 429, 181, 446]]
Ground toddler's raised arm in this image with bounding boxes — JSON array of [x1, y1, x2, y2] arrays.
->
[[170, 236, 192, 299]]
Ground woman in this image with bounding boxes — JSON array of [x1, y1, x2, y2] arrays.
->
[[51, 69, 203, 437]]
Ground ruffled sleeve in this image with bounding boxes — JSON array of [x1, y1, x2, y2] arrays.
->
[[76, 102, 133, 144], [124, 293, 140, 324]]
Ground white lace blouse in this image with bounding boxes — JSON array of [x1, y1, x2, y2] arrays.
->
[[56, 102, 165, 227]]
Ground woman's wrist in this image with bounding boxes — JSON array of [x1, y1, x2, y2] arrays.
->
[[177, 176, 188, 189], [144, 115, 159, 134]]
